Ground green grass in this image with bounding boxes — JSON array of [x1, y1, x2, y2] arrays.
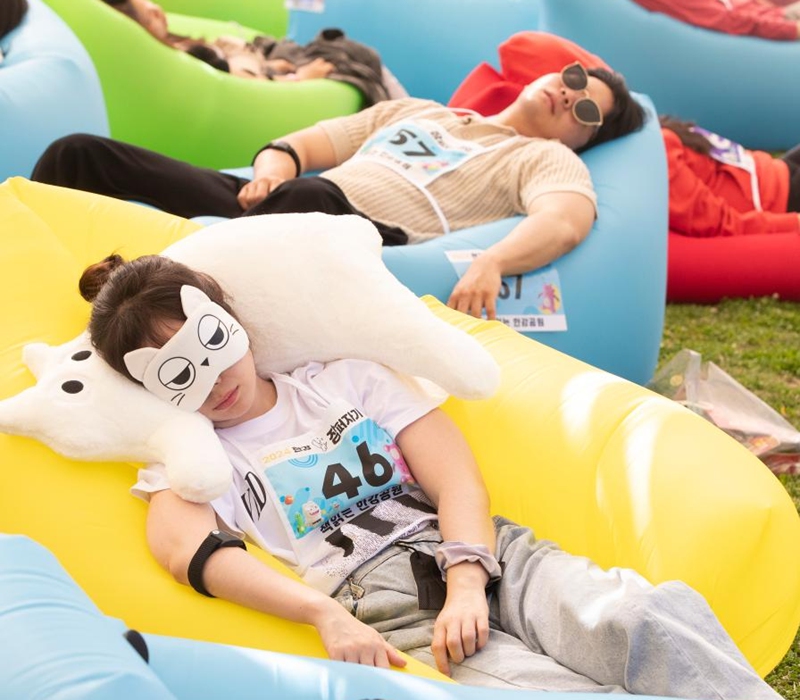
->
[[659, 297, 800, 699]]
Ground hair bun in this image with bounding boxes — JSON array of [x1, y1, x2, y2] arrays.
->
[[79, 254, 126, 302]]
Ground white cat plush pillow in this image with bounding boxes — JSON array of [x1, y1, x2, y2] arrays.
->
[[0, 212, 500, 502], [0, 334, 234, 503], [162, 213, 500, 395]]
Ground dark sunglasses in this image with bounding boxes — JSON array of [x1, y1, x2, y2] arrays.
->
[[560, 62, 603, 128]]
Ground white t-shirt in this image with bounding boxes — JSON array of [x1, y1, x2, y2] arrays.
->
[[132, 359, 443, 592]]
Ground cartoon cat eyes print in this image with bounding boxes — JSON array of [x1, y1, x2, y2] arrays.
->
[[124, 285, 250, 411]]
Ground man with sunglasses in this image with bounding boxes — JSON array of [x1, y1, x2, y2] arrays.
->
[[33, 62, 646, 319]]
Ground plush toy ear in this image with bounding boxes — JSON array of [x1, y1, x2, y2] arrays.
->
[[124, 347, 159, 383], [0, 334, 233, 503], [22, 342, 53, 379], [180, 285, 211, 316]]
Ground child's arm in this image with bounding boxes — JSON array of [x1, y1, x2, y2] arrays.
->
[[396, 408, 496, 676], [146, 488, 406, 668]]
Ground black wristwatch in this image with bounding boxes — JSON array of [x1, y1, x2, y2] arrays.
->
[[187, 529, 246, 597], [251, 140, 302, 177]]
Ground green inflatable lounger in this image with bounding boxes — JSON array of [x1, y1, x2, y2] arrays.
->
[[158, 0, 288, 37], [40, 0, 363, 169]]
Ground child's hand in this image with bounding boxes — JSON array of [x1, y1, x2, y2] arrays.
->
[[431, 563, 491, 676], [314, 603, 407, 669]]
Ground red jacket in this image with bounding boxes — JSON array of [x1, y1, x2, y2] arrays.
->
[[663, 128, 798, 237], [634, 0, 798, 41]]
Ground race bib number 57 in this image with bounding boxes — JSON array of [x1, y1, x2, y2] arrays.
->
[[445, 250, 568, 332]]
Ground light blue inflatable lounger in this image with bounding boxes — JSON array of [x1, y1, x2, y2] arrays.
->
[[0, 534, 680, 700]]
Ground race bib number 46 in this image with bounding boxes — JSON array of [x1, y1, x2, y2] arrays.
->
[[263, 416, 413, 539]]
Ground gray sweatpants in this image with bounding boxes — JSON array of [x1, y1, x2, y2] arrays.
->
[[332, 518, 782, 698]]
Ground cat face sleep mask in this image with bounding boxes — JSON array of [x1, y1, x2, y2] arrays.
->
[[123, 285, 250, 412]]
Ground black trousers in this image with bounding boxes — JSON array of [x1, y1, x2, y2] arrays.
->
[[781, 144, 800, 213], [31, 134, 408, 245]]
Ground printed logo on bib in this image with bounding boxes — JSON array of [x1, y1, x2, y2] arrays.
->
[[692, 127, 749, 169], [691, 126, 762, 210], [260, 410, 414, 539], [446, 250, 568, 331], [354, 119, 492, 188]]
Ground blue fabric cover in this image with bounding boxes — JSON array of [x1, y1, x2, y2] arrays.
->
[[539, 0, 800, 151], [287, 0, 540, 104], [0, 0, 108, 181]]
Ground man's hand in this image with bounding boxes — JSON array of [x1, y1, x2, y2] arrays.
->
[[447, 252, 503, 320], [295, 58, 335, 80], [237, 176, 286, 210], [263, 58, 296, 74], [314, 602, 407, 669], [782, 0, 800, 19]]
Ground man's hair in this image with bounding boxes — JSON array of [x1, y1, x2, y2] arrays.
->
[[102, 0, 139, 22], [577, 67, 647, 154], [186, 43, 231, 73]]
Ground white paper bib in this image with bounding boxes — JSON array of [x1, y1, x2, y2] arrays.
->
[[352, 112, 515, 234], [221, 375, 436, 592], [692, 126, 762, 211]]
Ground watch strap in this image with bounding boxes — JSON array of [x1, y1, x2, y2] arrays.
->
[[187, 530, 246, 597], [251, 140, 302, 177]]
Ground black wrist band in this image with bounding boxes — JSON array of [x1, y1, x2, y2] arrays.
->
[[187, 530, 246, 597], [251, 140, 302, 177]]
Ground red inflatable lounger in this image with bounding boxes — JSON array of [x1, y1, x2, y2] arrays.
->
[[448, 31, 609, 116], [667, 232, 800, 303]]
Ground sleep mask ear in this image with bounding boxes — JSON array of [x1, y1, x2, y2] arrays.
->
[[124, 285, 249, 411]]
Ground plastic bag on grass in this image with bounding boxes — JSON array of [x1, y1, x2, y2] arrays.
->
[[647, 349, 800, 475]]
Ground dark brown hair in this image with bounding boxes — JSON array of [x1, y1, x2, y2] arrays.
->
[[658, 115, 713, 155], [80, 254, 234, 381], [576, 67, 647, 154], [102, 0, 138, 22], [1, 0, 28, 39]]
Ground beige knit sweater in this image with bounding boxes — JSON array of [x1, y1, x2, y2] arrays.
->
[[318, 97, 596, 243]]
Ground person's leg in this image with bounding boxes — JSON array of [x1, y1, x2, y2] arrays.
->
[[31, 134, 246, 219], [781, 145, 800, 213], [493, 517, 782, 700], [242, 177, 408, 246], [333, 525, 626, 692]]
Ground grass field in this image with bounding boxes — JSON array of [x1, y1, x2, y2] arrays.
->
[[659, 297, 800, 699]]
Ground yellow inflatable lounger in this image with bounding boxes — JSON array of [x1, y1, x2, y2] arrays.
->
[[0, 177, 798, 679]]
